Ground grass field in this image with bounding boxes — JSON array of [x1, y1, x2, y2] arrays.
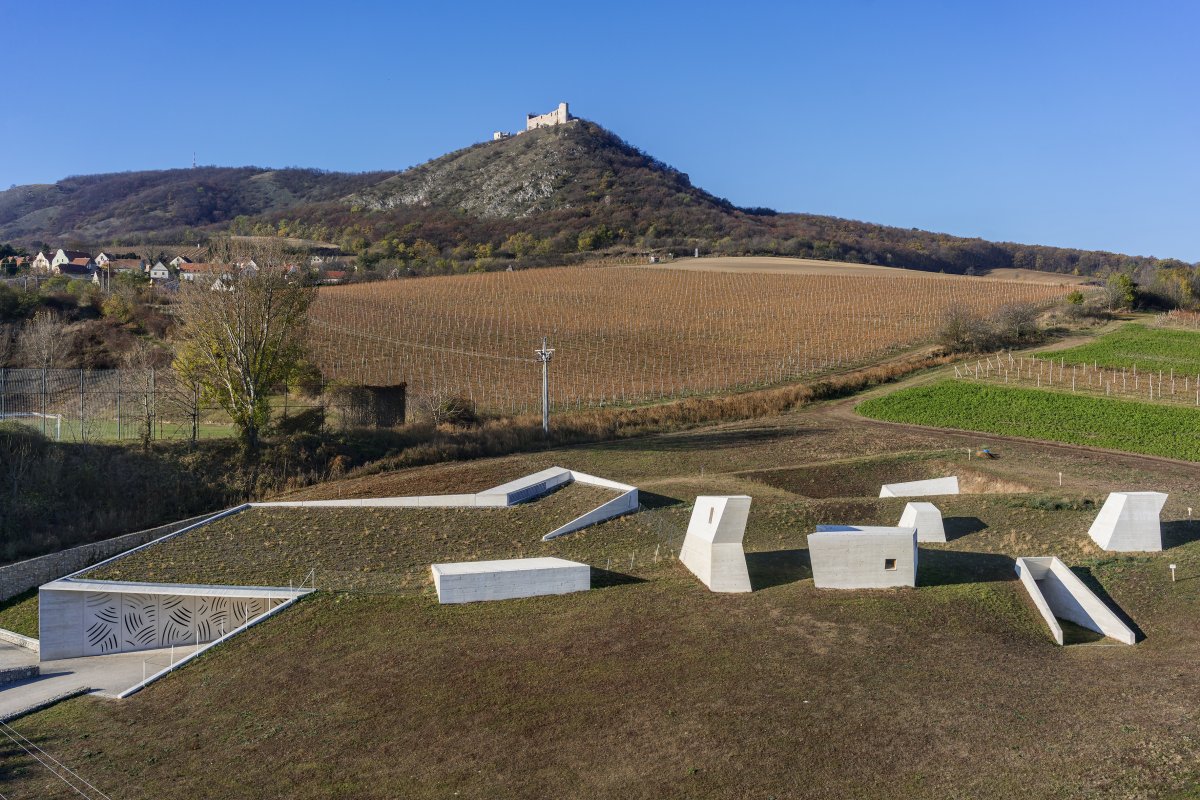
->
[[1036, 323, 1200, 374], [4, 406, 1200, 798], [308, 265, 1068, 413], [858, 380, 1200, 461]]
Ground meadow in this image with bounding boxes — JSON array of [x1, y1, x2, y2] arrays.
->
[[307, 265, 1069, 413], [857, 380, 1200, 460], [4, 409, 1200, 798]]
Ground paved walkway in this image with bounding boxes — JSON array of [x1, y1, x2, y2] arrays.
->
[[0, 640, 201, 719]]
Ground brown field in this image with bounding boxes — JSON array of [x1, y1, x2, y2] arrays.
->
[[309, 265, 1070, 413], [649, 256, 1091, 285]]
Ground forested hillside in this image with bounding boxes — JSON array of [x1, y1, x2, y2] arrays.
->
[[1, 120, 1189, 277]]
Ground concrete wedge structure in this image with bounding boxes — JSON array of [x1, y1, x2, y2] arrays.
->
[[1087, 491, 1168, 552], [678, 496, 753, 593]]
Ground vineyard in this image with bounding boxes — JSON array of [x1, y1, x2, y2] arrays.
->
[[308, 266, 1070, 413], [951, 324, 1200, 407]]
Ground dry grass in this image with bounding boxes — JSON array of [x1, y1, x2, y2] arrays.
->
[[5, 408, 1200, 798]]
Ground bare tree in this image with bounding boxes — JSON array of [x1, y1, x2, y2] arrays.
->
[[0, 323, 15, 367], [173, 240, 314, 451], [17, 310, 71, 369]]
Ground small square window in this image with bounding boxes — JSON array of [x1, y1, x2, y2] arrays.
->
[[884, 558, 897, 571]]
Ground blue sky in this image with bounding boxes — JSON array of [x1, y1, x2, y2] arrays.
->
[[2, 1, 1197, 260]]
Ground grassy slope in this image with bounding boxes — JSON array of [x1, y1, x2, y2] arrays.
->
[[858, 380, 1200, 461], [1036, 323, 1200, 373], [0, 589, 38, 638], [4, 411, 1200, 798]]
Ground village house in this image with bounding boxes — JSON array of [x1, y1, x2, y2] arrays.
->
[[32, 252, 52, 272], [178, 263, 229, 282], [148, 261, 171, 280], [169, 255, 193, 268], [52, 249, 93, 271], [94, 252, 113, 268]]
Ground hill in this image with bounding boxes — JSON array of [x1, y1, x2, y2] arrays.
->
[[0, 119, 1188, 276]]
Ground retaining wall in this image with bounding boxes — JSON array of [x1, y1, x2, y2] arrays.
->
[[0, 513, 213, 602]]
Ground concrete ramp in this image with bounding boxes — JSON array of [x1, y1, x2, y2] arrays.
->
[[879, 476, 959, 498], [1015, 557, 1136, 645]]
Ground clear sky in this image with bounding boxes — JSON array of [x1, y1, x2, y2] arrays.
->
[[2, 0, 1197, 261]]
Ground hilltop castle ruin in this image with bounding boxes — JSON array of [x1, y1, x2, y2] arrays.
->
[[493, 102, 572, 141]]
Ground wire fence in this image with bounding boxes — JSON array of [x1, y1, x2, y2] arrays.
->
[[0, 368, 354, 443], [953, 353, 1200, 406]]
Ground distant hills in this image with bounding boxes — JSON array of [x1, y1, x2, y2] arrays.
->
[[0, 119, 1187, 276]]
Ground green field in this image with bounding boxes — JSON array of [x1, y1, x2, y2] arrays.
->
[[1036, 323, 1200, 374], [857, 380, 1200, 461]]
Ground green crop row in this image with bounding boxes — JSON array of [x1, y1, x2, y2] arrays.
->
[[1036, 323, 1200, 374], [857, 380, 1200, 461]]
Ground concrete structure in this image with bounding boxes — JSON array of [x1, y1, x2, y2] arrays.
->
[[492, 131, 511, 141], [38, 579, 306, 660], [431, 557, 589, 604], [0, 513, 212, 603], [879, 476, 960, 498], [898, 502, 946, 543], [526, 102, 571, 131], [1015, 556, 1137, 645], [678, 496, 753, 593], [256, 466, 638, 541], [1087, 491, 1168, 552], [807, 526, 918, 589]]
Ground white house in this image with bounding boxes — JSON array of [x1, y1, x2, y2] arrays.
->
[[32, 251, 52, 272], [94, 252, 113, 268], [170, 255, 194, 268], [108, 258, 146, 274], [52, 249, 93, 271], [148, 261, 171, 280], [178, 263, 227, 283]]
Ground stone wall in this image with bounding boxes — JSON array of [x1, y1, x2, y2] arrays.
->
[[0, 514, 213, 602], [0, 665, 38, 686]]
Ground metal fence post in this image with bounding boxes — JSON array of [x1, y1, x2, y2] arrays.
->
[[79, 367, 85, 443], [41, 367, 47, 437]]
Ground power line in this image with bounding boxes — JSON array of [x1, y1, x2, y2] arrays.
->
[[0, 720, 115, 800]]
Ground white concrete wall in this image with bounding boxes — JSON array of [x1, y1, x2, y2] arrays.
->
[[807, 526, 917, 589], [879, 476, 959, 498], [1087, 492, 1167, 552], [39, 582, 302, 661], [898, 502, 945, 543], [678, 496, 753, 593], [1015, 556, 1136, 645], [431, 557, 589, 604]]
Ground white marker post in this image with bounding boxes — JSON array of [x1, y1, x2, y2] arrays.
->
[[1170, 563, 1177, 583]]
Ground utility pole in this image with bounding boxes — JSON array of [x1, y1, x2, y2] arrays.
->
[[535, 336, 555, 435]]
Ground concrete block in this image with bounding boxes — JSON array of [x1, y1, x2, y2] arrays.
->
[[807, 526, 917, 589], [898, 502, 945, 543], [1015, 556, 1136, 645], [879, 476, 959, 498], [678, 496, 753, 593], [1087, 491, 1168, 552], [431, 557, 590, 604]]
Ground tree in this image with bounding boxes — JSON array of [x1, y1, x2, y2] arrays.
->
[[1104, 273, 1136, 310], [17, 310, 70, 369], [172, 243, 315, 451]]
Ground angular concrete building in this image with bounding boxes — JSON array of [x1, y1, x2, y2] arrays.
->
[[39, 579, 304, 660], [898, 502, 946, 543], [1087, 491, 1168, 552], [1015, 556, 1137, 645], [879, 476, 959, 498], [678, 496, 753, 593], [807, 526, 918, 589], [431, 557, 590, 604]]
